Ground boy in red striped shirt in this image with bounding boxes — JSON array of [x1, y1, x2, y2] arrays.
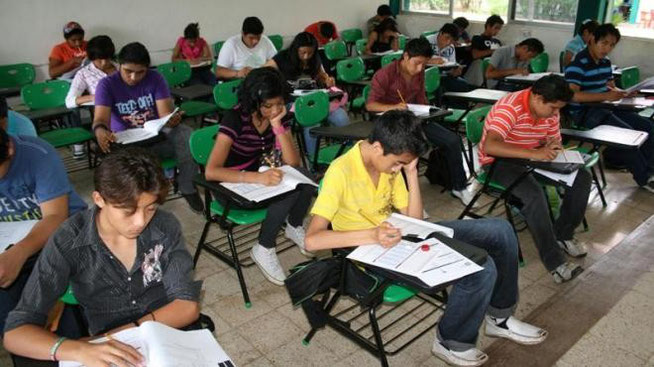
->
[[479, 75, 591, 283]]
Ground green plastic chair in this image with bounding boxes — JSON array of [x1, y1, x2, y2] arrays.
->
[[421, 30, 437, 38], [336, 57, 365, 83], [481, 58, 491, 87], [213, 79, 242, 110], [529, 52, 549, 73], [268, 34, 284, 51], [350, 84, 371, 112], [381, 51, 403, 67], [619, 66, 640, 89], [0, 63, 35, 89], [340, 28, 363, 55], [294, 91, 343, 166], [425, 66, 441, 102], [355, 39, 368, 55], [156, 61, 192, 88], [398, 35, 407, 50], [189, 124, 267, 308], [213, 41, 225, 58], [324, 40, 348, 61]]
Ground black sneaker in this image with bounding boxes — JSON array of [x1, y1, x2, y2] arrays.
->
[[183, 193, 204, 214]]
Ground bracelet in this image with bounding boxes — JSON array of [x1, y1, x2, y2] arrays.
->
[[151, 312, 156, 321], [272, 125, 286, 136], [50, 337, 67, 361], [92, 124, 109, 134]]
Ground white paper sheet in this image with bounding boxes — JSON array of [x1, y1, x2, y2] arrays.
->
[[406, 104, 432, 116], [385, 213, 454, 238], [625, 76, 654, 93], [220, 165, 317, 202], [114, 107, 179, 144], [0, 220, 38, 251], [610, 97, 654, 108], [291, 89, 328, 96], [534, 168, 579, 187], [506, 72, 555, 82], [190, 60, 212, 68], [550, 150, 585, 164]]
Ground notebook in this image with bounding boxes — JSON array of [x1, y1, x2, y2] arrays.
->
[[59, 321, 234, 367], [220, 165, 317, 202], [0, 220, 38, 252], [114, 108, 179, 145]]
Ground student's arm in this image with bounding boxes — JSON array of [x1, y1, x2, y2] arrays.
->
[[472, 48, 494, 60], [64, 73, 92, 108], [364, 32, 377, 55], [200, 43, 213, 62], [0, 196, 68, 287], [305, 215, 401, 251], [171, 44, 184, 62], [569, 83, 625, 103], [48, 57, 82, 79], [562, 51, 574, 68], [155, 98, 183, 128], [484, 131, 558, 161], [485, 64, 528, 80], [390, 34, 400, 51], [366, 72, 407, 112], [317, 65, 335, 87], [92, 105, 115, 153], [263, 59, 278, 69], [274, 108, 301, 167], [397, 158, 422, 219], [216, 66, 249, 79]]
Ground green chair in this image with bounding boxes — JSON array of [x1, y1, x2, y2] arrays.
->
[[350, 84, 371, 118], [355, 39, 368, 55], [529, 52, 549, 73], [336, 57, 365, 83], [57, 286, 88, 336], [21, 81, 94, 168], [421, 30, 437, 38], [268, 34, 284, 51], [212, 41, 225, 58], [0, 63, 35, 91], [425, 66, 441, 102], [398, 35, 407, 50], [619, 66, 640, 89], [157, 61, 218, 123], [340, 28, 363, 55], [481, 57, 491, 87], [380, 51, 402, 67], [190, 124, 268, 308], [213, 79, 243, 120], [324, 40, 348, 61], [294, 91, 344, 168]]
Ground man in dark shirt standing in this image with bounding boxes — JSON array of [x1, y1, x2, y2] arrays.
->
[[4, 148, 202, 366], [465, 15, 504, 86]]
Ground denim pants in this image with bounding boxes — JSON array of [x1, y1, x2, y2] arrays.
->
[[434, 218, 519, 351], [150, 124, 199, 195], [422, 122, 468, 190], [573, 108, 654, 186], [303, 107, 350, 156], [0, 255, 36, 334]]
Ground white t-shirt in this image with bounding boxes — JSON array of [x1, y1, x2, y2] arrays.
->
[[217, 34, 277, 70], [426, 33, 456, 63]]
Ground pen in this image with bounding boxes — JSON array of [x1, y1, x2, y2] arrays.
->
[[396, 89, 406, 105], [421, 258, 464, 273]]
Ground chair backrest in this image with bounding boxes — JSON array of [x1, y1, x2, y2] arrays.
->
[[189, 124, 220, 166], [620, 66, 640, 89], [355, 39, 368, 55], [268, 34, 284, 51], [481, 58, 491, 86], [294, 91, 329, 128], [324, 40, 348, 61], [21, 80, 70, 110], [529, 52, 549, 73], [340, 28, 363, 43], [559, 51, 565, 73], [425, 66, 441, 94], [336, 57, 365, 82], [213, 79, 243, 110], [381, 51, 403, 67], [156, 61, 192, 87], [362, 84, 371, 102], [398, 35, 407, 50], [0, 63, 35, 89], [213, 41, 225, 59], [421, 30, 437, 38], [465, 105, 492, 145]]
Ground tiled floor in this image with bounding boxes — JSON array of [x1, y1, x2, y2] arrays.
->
[[2, 131, 654, 366]]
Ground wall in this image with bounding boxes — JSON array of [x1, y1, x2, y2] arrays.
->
[[396, 12, 654, 77], [0, 0, 379, 81]]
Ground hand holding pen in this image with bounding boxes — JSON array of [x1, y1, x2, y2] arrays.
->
[[359, 209, 402, 248]]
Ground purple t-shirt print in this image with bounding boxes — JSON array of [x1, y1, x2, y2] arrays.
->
[[94, 70, 171, 132]]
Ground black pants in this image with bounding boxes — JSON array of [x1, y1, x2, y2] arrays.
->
[[259, 183, 315, 248], [422, 122, 468, 190]]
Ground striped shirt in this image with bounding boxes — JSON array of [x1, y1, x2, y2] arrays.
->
[[564, 47, 612, 113], [479, 88, 561, 166], [219, 107, 291, 171], [65, 61, 117, 108]]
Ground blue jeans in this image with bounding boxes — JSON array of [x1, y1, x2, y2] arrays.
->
[[303, 107, 350, 156], [434, 218, 519, 351], [573, 108, 654, 185], [0, 256, 35, 334]]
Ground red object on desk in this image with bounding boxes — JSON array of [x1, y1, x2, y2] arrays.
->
[[421, 244, 430, 252]]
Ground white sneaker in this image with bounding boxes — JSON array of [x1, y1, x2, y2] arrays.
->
[[642, 182, 654, 193], [452, 188, 478, 207], [431, 340, 488, 366], [557, 238, 588, 258], [551, 261, 584, 284], [250, 244, 286, 286], [72, 144, 86, 160], [485, 315, 548, 345], [285, 224, 314, 257]]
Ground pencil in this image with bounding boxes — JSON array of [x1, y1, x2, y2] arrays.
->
[[396, 89, 406, 105]]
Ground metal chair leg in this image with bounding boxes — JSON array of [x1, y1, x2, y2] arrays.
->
[[193, 220, 212, 267], [590, 166, 607, 207], [227, 228, 251, 308], [368, 306, 389, 367]]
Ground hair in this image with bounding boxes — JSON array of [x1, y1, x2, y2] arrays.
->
[[117, 42, 151, 66], [0, 128, 9, 165], [453, 17, 469, 30], [94, 147, 169, 209], [368, 110, 428, 156], [65, 28, 84, 39], [319, 22, 336, 39], [0, 97, 7, 120], [532, 75, 574, 103], [86, 35, 115, 61], [287, 32, 321, 79], [439, 23, 460, 39], [579, 19, 599, 36], [377, 4, 393, 16], [242, 16, 264, 35], [485, 14, 504, 28], [594, 23, 621, 43], [374, 17, 398, 34], [237, 67, 286, 116], [404, 37, 433, 58], [518, 38, 544, 54], [184, 23, 200, 39]]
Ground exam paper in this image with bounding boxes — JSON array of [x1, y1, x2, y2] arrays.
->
[[0, 220, 38, 251]]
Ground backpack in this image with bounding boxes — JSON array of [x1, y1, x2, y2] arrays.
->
[[424, 148, 452, 190]]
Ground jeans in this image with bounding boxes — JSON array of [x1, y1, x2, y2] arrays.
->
[[150, 124, 199, 195], [573, 108, 654, 185], [487, 161, 592, 271], [189, 67, 218, 86], [435, 218, 519, 351], [303, 107, 350, 156], [0, 255, 36, 334], [259, 184, 314, 248], [422, 122, 468, 190]]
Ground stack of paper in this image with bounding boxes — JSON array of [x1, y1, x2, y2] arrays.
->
[[220, 165, 317, 202], [407, 104, 433, 117]]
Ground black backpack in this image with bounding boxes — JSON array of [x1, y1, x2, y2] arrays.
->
[[424, 148, 452, 190]]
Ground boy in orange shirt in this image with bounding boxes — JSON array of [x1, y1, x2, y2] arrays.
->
[[49, 22, 87, 79]]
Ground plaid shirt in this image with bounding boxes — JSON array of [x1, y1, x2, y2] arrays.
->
[[5, 208, 202, 335], [64, 62, 116, 108]]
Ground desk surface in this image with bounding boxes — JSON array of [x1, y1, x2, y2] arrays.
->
[[310, 120, 374, 140], [171, 84, 214, 100], [505, 72, 562, 85], [561, 125, 648, 149], [444, 89, 508, 104], [22, 106, 73, 120], [0, 86, 21, 98]]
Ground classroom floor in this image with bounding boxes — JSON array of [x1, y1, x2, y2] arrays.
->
[[2, 119, 654, 366]]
